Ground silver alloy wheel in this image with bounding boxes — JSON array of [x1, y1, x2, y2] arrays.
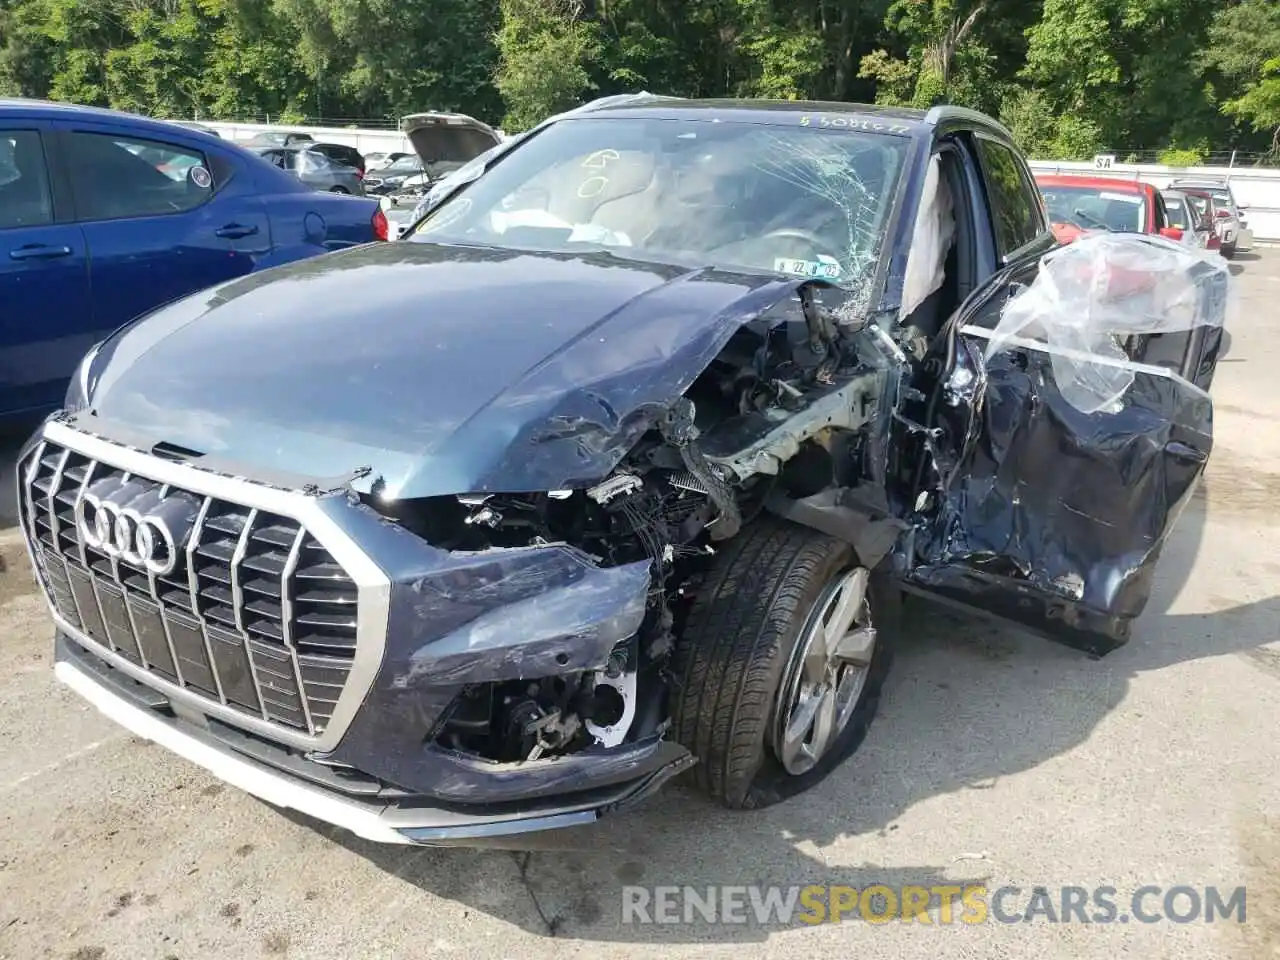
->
[[773, 566, 877, 776]]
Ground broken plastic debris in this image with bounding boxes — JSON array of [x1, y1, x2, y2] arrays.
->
[[587, 473, 644, 504], [985, 233, 1232, 413]]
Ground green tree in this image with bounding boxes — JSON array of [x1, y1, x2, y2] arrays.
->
[[258, 0, 504, 122], [1157, 142, 1208, 166], [23, 0, 133, 105], [1225, 58, 1280, 154], [0, 0, 57, 97], [1202, 0, 1280, 154], [195, 0, 312, 121], [587, 0, 718, 98], [0, 0, 1265, 161], [1015, 0, 1227, 157], [999, 86, 1101, 158], [494, 0, 600, 131], [338, 0, 502, 121], [104, 0, 213, 117], [733, 0, 826, 100], [859, 0, 1004, 109]]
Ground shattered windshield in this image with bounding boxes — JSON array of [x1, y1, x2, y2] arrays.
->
[[408, 116, 908, 289], [1039, 184, 1146, 233]]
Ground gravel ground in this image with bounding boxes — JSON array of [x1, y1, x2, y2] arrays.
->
[[1, 251, 1278, 960]]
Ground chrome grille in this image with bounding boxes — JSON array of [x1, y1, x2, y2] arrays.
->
[[22, 439, 359, 738]]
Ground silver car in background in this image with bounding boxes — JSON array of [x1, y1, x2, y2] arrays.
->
[[1160, 190, 1212, 249], [1168, 177, 1251, 257], [362, 154, 425, 196], [364, 151, 412, 172], [251, 146, 366, 196]]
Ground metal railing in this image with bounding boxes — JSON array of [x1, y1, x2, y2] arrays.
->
[[1037, 149, 1280, 169]]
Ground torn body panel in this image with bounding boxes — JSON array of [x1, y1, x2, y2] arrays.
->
[[309, 278, 912, 798], [903, 347, 1211, 653], [310, 509, 691, 800], [700, 372, 883, 481], [898, 237, 1224, 654], [391, 551, 650, 688], [84, 241, 821, 500]]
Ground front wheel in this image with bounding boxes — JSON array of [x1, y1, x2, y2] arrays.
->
[[329, 186, 350, 195], [672, 518, 895, 810]]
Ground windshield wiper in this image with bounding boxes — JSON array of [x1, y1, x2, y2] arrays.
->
[[1072, 208, 1112, 231]]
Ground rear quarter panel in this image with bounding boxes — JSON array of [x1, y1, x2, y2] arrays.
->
[[255, 190, 378, 268]]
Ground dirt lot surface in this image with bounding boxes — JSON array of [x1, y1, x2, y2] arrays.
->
[[1, 251, 1277, 960]]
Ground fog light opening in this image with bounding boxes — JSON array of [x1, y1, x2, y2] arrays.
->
[[586, 684, 626, 728]]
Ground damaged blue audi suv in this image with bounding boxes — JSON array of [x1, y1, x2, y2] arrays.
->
[[19, 96, 1228, 844]]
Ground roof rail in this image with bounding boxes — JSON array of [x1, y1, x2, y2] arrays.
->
[[924, 104, 1016, 141], [570, 92, 683, 115]]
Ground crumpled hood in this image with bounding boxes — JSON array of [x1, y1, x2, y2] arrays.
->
[[87, 241, 801, 499]]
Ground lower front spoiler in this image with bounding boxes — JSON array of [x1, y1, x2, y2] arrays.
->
[[56, 655, 691, 847]]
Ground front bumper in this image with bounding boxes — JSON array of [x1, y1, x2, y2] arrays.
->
[[23, 417, 693, 845], [56, 635, 691, 845]]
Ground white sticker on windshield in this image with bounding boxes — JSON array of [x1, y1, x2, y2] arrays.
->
[[774, 255, 841, 279], [1098, 192, 1141, 203]]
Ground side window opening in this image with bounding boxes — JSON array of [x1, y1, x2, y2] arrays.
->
[[0, 129, 54, 230], [68, 132, 213, 221], [973, 135, 1044, 259], [942, 146, 980, 301], [207, 152, 236, 191], [1153, 191, 1168, 229]]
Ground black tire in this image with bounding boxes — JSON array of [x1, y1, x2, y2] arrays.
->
[[329, 186, 350, 194], [672, 517, 896, 810], [1221, 241, 1236, 259]]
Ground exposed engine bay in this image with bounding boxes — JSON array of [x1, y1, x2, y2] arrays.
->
[[364, 284, 891, 767]]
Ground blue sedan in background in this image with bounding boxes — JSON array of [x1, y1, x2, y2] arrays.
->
[[0, 99, 388, 415]]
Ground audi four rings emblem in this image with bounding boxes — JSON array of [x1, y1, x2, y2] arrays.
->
[[74, 479, 200, 576]]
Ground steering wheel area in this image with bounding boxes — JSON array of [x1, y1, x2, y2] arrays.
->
[[706, 227, 836, 270], [759, 227, 830, 251]]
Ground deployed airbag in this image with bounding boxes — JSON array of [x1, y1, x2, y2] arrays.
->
[[899, 154, 955, 321]]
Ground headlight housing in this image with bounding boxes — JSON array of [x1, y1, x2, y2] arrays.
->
[[63, 342, 102, 413]]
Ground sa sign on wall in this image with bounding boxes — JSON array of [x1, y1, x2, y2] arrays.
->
[[1093, 154, 1117, 170]]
